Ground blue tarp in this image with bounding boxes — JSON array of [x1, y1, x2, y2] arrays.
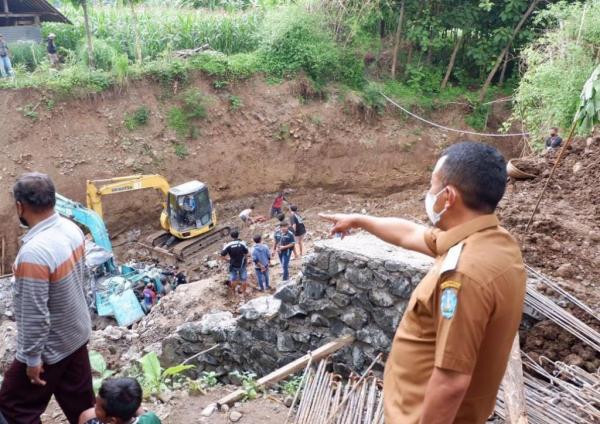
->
[[109, 289, 145, 327]]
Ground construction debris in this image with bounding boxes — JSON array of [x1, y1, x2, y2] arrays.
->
[[215, 335, 354, 409], [287, 354, 384, 424]]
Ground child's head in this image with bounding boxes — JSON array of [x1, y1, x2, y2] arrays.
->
[[253, 234, 262, 244], [290, 205, 298, 212], [277, 213, 286, 223], [95, 378, 142, 424]]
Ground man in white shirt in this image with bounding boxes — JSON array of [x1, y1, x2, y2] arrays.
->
[[239, 206, 255, 225]]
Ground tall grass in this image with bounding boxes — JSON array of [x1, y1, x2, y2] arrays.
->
[[52, 4, 262, 61]]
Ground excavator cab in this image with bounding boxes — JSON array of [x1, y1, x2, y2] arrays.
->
[[163, 181, 216, 239]]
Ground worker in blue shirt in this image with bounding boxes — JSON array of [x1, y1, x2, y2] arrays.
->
[[273, 222, 295, 282], [252, 235, 271, 291]]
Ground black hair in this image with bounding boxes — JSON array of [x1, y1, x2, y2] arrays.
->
[[290, 205, 298, 212], [98, 378, 142, 421], [12, 173, 56, 212], [277, 213, 286, 222], [250, 205, 255, 209], [231, 230, 240, 239], [439, 142, 507, 213], [253, 234, 262, 243], [280, 221, 289, 227]]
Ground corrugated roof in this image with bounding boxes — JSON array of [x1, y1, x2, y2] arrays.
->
[[3, 0, 71, 24]]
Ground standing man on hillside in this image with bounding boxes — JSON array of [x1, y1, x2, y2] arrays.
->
[[270, 191, 288, 218], [273, 222, 295, 282], [0, 34, 14, 78], [0, 173, 95, 424], [321, 142, 526, 424], [545, 127, 563, 149], [47, 33, 59, 67], [220, 230, 250, 296]]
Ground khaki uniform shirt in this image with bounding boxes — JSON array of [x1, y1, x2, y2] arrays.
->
[[383, 214, 526, 423]]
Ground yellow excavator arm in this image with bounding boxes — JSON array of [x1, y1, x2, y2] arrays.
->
[[86, 174, 171, 219]]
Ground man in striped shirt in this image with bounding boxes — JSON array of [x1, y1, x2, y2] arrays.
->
[[0, 173, 95, 424]]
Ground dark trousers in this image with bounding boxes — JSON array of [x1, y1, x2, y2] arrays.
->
[[0, 343, 95, 424]]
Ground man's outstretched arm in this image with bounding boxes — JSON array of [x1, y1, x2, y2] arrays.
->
[[319, 213, 435, 257]]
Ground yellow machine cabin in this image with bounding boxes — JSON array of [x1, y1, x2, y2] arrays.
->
[[86, 174, 229, 260]]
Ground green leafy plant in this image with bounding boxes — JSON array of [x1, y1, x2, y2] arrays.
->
[[19, 103, 40, 121], [229, 95, 243, 110], [274, 123, 289, 141], [213, 80, 229, 89], [281, 375, 303, 397], [230, 371, 260, 401], [198, 371, 219, 387], [182, 88, 208, 119], [124, 106, 150, 131], [89, 351, 115, 393], [167, 106, 190, 138], [139, 352, 194, 399], [173, 142, 189, 159]]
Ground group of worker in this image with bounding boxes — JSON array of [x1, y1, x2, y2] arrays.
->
[[2, 140, 529, 424], [221, 193, 307, 296], [0, 33, 59, 78]]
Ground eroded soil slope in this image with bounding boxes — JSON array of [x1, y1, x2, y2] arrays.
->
[[0, 75, 517, 263]]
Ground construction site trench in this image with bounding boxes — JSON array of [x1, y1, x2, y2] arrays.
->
[[0, 75, 599, 423]]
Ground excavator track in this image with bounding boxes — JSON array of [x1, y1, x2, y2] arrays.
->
[[145, 226, 231, 262]]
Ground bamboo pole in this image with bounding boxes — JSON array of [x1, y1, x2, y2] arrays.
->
[[501, 335, 528, 424], [1, 237, 5, 276], [215, 335, 354, 408]]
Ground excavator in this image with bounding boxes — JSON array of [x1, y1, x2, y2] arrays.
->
[[55, 193, 116, 273], [85, 174, 230, 261]]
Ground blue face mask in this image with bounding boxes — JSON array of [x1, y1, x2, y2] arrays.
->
[[425, 187, 447, 226]]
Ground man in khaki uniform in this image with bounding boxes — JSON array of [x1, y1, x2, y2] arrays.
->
[[321, 142, 526, 424]]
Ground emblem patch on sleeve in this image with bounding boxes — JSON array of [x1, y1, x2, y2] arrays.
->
[[440, 281, 460, 319]]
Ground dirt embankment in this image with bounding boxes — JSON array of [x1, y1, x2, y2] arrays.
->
[[0, 75, 519, 264]]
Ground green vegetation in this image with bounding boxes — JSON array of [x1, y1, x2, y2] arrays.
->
[[198, 371, 219, 387], [167, 107, 191, 138], [229, 95, 243, 110], [513, 0, 600, 144], [167, 88, 209, 139], [2, 0, 593, 138], [173, 142, 189, 159], [89, 351, 115, 393], [230, 371, 261, 401], [281, 375, 303, 397], [19, 103, 40, 121], [124, 105, 151, 130], [138, 352, 194, 399]]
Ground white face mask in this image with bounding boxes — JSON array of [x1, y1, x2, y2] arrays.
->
[[425, 187, 447, 226]]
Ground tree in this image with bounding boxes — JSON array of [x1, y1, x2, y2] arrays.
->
[[441, 32, 463, 89], [390, 0, 405, 78], [479, 0, 541, 101], [67, 0, 95, 68]]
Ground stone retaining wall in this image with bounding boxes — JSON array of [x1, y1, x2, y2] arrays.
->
[[161, 234, 433, 377]]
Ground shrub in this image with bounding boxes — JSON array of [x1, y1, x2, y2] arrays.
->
[[78, 38, 119, 71], [181, 88, 208, 119], [124, 106, 151, 131], [9, 42, 46, 71], [145, 59, 190, 86], [173, 142, 189, 159], [167, 107, 190, 138], [229, 95, 243, 110]]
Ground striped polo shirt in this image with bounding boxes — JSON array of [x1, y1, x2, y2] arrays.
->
[[13, 212, 91, 367]]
